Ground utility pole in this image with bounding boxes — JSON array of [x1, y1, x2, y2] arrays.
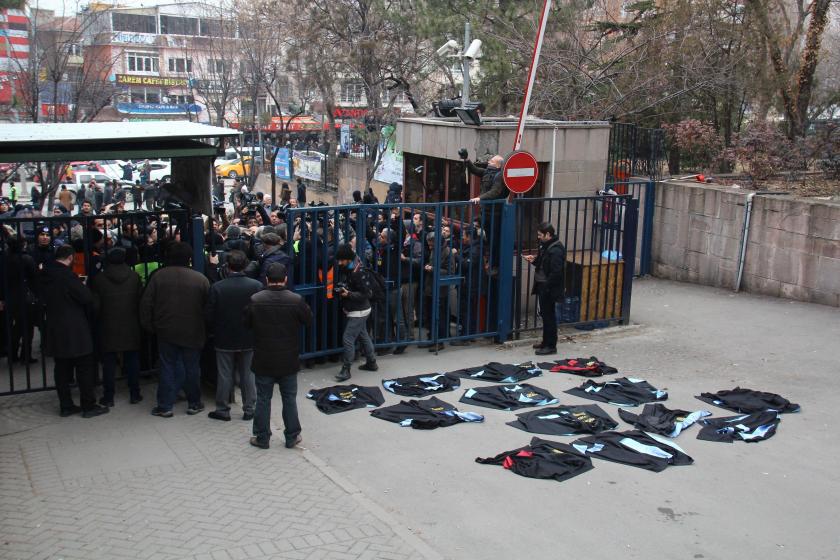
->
[[461, 22, 471, 107]]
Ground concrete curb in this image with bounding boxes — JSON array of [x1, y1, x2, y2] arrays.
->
[[301, 448, 445, 560]]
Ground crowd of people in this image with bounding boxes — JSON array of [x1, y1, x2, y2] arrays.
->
[[0, 148, 572, 448]]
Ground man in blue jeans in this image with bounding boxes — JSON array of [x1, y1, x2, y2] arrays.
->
[[140, 242, 210, 417], [244, 263, 312, 449]]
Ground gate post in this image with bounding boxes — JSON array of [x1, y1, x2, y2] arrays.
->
[[496, 202, 516, 341], [191, 215, 205, 273], [640, 180, 656, 276], [620, 198, 639, 324]]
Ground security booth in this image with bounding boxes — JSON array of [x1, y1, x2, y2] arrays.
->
[[396, 116, 611, 203], [394, 116, 635, 335], [0, 121, 240, 396]]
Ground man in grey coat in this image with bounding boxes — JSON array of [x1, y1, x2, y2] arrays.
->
[[205, 250, 263, 421]]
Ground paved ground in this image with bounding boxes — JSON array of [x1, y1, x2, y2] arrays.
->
[[1, 277, 839, 560]]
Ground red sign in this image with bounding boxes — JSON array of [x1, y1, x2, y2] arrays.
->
[[502, 151, 539, 194]]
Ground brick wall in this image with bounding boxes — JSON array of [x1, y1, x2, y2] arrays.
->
[[651, 181, 840, 307]]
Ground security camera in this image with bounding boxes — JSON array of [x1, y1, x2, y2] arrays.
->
[[436, 39, 459, 57], [463, 39, 482, 60]]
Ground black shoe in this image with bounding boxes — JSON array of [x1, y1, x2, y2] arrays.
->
[[82, 404, 109, 419], [249, 436, 269, 449], [151, 406, 173, 418], [208, 410, 231, 422], [393, 346, 407, 355], [186, 403, 205, 415], [99, 397, 115, 408], [60, 405, 82, 417], [359, 360, 378, 372], [335, 366, 352, 382], [535, 346, 557, 356], [428, 343, 445, 352], [532, 341, 545, 349], [130, 395, 143, 405], [285, 435, 302, 449], [242, 412, 254, 421]]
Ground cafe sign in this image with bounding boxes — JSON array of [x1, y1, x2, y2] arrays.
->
[[116, 74, 189, 88]]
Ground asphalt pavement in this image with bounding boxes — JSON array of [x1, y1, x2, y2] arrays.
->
[[1, 277, 838, 560]]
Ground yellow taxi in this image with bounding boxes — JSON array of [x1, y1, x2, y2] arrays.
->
[[215, 156, 252, 179]]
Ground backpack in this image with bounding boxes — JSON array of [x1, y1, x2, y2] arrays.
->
[[361, 267, 387, 304]]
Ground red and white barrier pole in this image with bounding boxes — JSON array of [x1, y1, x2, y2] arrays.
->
[[513, 0, 552, 151]]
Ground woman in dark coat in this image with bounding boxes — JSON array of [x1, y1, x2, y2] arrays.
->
[[91, 248, 143, 405]]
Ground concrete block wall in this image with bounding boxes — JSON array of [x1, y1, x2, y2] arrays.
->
[[651, 181, 840, 307]]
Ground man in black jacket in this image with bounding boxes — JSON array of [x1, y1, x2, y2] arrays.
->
[[40, 245, 108, 418], [524, 222, 566, 355], [244, 263, 313, 449], [334, 243, 378, 381], [206, 250, 263, 422], [91, 248, 143, 406]]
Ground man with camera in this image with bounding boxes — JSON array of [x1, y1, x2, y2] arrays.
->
[[334, 243, 378, 382]]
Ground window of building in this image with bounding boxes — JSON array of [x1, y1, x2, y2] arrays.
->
[[127, 52, 159, 73], [66, 44, 83, 57], [113, 13, 157, 34], [173, 94, 194, 104], [160, 15, 198, 36], [167, 58, 193, 73], [145, 91, 160, 103], [208, 59, 226, 74], [199, 19, 235, 38], [383, 90, 407, 105], [340, 82, 365, 104], [129, 89, 161, 103]]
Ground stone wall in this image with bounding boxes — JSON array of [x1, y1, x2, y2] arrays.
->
[[651, 181, 840, 307]]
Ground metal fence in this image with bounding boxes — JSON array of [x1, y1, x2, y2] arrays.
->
[[607, 122, 666, 182], [0, 208, 192, 395], [287, 199, 508, 359], [604, 179, 656, 276], [511, 195, 638, 338]]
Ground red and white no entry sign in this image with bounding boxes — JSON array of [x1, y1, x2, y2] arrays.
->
[[502, 150, 539, 194]]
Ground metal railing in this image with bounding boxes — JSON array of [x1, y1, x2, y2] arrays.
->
[[0, 209, 192, 395], [511, 195, 638, 338], [607, 122, 666, 182]]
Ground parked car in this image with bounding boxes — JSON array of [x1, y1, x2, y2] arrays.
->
[[215, 156, 252, 179], [131, 160, 172, 183], [59, 172, 114, 194]]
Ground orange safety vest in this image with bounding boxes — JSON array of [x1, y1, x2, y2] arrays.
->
[[318, 267, 335, 299]]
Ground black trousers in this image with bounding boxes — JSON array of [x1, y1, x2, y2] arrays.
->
[[54, 354, 97, 412], [539, 289, 557, 349]]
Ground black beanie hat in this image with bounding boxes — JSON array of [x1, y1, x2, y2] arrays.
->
[[335, 243, 356, 261]]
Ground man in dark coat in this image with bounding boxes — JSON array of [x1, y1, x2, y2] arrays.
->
[[296, 177, 306, 206], [463, 150, 508, 269], [255, 232, 292, 287], [244, 263, 312, 449], [91, 248, 143, 406], [140, 241, 210, 417], [39, 245, 108, 418], [205, 250, 263, 422], [334, 243, 378, 382], [524, 222, 566, 355]]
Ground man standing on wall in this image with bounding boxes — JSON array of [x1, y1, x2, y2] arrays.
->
[[524, 222, 566, 355]]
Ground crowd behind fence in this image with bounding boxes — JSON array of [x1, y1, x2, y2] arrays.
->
[[0, 192, 636, 396]]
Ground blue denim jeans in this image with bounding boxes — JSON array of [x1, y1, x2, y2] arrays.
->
[[253, 375, 301, 444], [102, 350, 141, 401], [156, 340, 202, 412]]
